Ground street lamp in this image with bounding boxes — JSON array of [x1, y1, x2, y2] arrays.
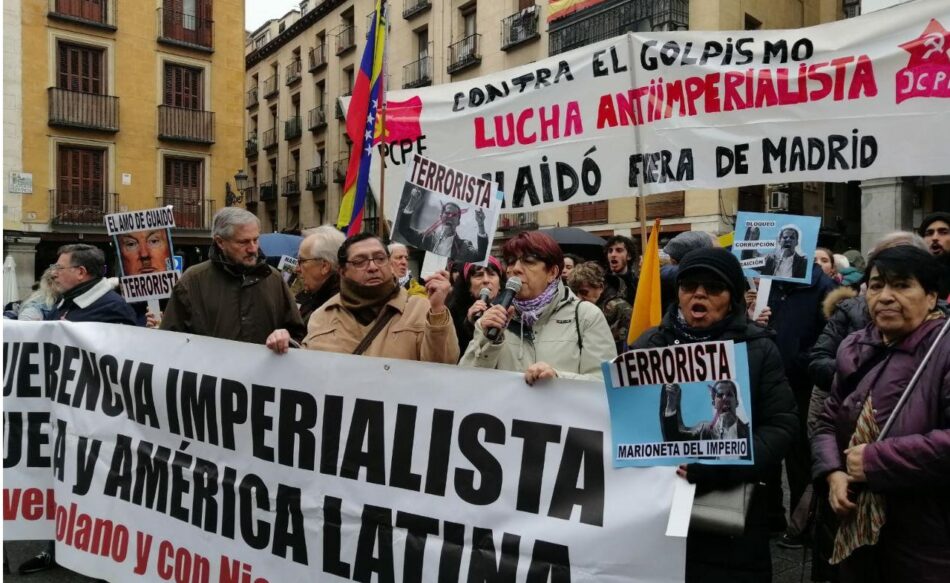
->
[[225, 169, 250, 206]]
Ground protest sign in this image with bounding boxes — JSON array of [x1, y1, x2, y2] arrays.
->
[[3, 321, 686, 582], [277, 255, 298, 283], [732, 211, 821, 283], [104, 207, 179, 302], [391, 155, 501, 264], [346, 0, 949, 220], [603, 341, 753, 467]]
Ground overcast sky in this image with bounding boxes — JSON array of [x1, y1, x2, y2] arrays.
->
[[246, 0, 302, 32]]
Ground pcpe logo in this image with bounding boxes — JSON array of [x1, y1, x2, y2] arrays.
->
[[896, 19, 950, 103]]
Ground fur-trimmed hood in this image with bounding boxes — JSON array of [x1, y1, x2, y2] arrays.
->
[[822, 286, 857, 319]]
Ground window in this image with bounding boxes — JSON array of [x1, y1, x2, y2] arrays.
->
[[163, 157, 204, 228], [183, 0, 197, 30], [417, 29, 429, 59], [463, 8, 476, 36], [164, 63, 203, 109], [58, 42, 105, 94], [56, 145, 106, 223]]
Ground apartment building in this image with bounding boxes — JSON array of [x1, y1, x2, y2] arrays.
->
[[4, 0, 244, 298], [244, 0, 548, 234]]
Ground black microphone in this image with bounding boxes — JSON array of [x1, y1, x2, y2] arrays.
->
[[486, 277, 522, 342], [471, 287, 492, 321]]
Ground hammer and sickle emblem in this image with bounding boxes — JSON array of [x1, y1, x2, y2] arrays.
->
[[922, 32, 946, 59]]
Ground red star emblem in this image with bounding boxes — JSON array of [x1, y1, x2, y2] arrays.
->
[[900, 19, 950, 68]]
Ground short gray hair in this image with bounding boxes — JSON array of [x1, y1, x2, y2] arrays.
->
[[301, 225, 345, 268], [57, 244, 105, 277], [867, 231, 928, 260], [212, 207, 260, 240], [388, 242, 408, 255]]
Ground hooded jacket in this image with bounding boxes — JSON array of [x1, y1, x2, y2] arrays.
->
[[811, 318, 950, 583], [460, 280, 617, 382], [633, 308, 798, 582], [161, 246, 305, 344], [808, 287, 870, 392]]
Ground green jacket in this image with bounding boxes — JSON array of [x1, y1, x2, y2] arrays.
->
[[460, 281, 617, 382]]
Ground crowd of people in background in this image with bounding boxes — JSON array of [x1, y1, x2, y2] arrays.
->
[[5, 206, 950, 583]]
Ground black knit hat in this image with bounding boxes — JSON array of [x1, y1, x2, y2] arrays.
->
[[676, 248, 747, 299], [919, 212, 950, 236]]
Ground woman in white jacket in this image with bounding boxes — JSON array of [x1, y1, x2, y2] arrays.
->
[[460, 230, 617, 383]]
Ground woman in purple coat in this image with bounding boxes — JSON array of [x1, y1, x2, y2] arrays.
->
[[812, 246, 950, 583]]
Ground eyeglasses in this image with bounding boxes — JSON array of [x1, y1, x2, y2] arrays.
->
[[679, 280, 728, 295], [49, 264, 78, 272], [503, 253, 543, 267], [345, 254, 389, 269], [297, 257, 323, 265]]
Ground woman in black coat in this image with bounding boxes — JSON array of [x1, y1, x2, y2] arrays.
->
[[632, 248, 798, 583]]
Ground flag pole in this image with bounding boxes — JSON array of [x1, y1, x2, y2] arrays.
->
[[639, 195, 648, 251], [377, 1, 388, 239]]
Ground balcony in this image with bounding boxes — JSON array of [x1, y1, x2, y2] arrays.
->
[[48, 88, 119, 132], [550, 0, 687, 55], [286, 59, 302, 86], [568, 201, 608, 226], [259, 181, 277, 201], [309, 44, 327, 71], [282, 174, 300, 197], [335, 100, 346, 120], [157, 195, 214, 230], [245, 134, 258, 158], [49, 190, 116, 226], [402, 55, 432, 89], [447, 34, 481, 75], [246, 86, 258, 109], [844, 0, 860, 18], [333, 160, 347, 183], [157, 7, 213, 52], [498, 212, 539, 231], [244, 185, 258, 205], [403, 0, 430, 20], [262, 74, 279, 99], [308, 106, 327, 131], [336, 25, 356, 55], [48, 0, 116, 30], [158, 105, 214, 144], [284, 116, 302, 141], [307, 165, 327, 191], [262, 127, 278, 150], [501, 6, 540, 51]]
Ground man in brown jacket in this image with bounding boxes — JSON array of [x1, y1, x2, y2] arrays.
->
[[266, 233, 458, 363], [161, 208, 305, 344]]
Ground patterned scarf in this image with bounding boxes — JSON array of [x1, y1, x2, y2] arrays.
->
[[512, 279, 559, 328], [832, 395, 886, 564], [398, 271, 412, 287]]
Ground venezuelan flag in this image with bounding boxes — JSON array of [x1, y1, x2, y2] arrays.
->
[[336, 0, 386, 236], [627, 218, 662, 347]]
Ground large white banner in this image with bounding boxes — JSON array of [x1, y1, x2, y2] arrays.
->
[[3, 321, 684, 582], [358, 0, 949, 218]]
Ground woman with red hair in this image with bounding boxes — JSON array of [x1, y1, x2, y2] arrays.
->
[[460, 230, 616, 384]]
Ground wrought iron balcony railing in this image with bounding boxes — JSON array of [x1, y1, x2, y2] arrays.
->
[[49, 190, 116, 226], [246, 86, 258, 109], [259, 180, 277, 201], [308, 105, 327, 131], [245, 134, 258, 158], [157, 7, 213, 51], [403, 0, 430, 20], [157, 195, 214, 230], [263, 127, 278, 150], [262, 74, 279, 99], [48, 88, 119, 132], [282, 174, 300, 197], [284, 116, 302, 141], [286, 59, 302, 85], [309, 44, 327, 71], [336, 25, 356, 55], [158, 105, 214, 144], [447, 34, 481, 74], [501, 6, 540, 51], [333, 160, 347, 183], [48, 0, 116, 30], [307, 165, 327, 191], [402, 55, 432, 89]]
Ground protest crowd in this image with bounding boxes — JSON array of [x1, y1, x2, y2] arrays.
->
[[6, 202, 949, 583]]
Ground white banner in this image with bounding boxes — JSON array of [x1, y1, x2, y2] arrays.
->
[[357, 0, 949, 218], [3, 321, 684, 582]]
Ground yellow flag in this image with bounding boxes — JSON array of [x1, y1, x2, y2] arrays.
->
[[627, 218, 662, 347], [718, 231, 734, 248]]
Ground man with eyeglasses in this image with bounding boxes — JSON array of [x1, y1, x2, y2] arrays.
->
[[161, 208, 305, 344], [266, 233, 458, 363], [295, 225, 345, 323]]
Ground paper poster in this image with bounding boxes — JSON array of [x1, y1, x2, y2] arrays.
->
[[391, 154, 501, 264], [104, 207, 180, 301], [732, 211, 821, 284], [602, 341, 754, 468], [277, 255, 298, 283]]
